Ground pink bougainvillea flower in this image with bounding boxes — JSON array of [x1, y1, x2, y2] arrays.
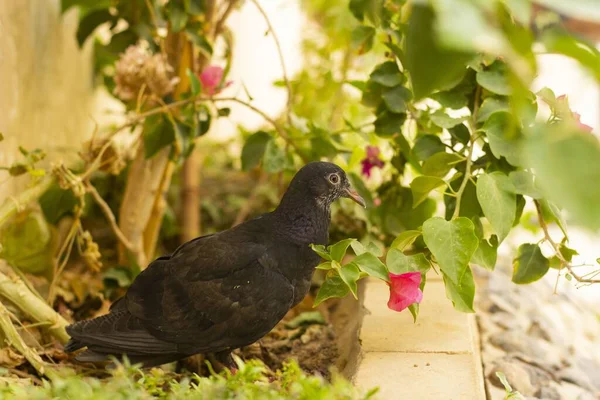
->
[[199, 65, 232, 95], [387, 271, 423, 312], [572, 112, 594, 133], [360, 145, 384, 178]]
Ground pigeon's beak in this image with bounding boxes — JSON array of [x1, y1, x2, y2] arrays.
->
[[343, 187, 366, 208]]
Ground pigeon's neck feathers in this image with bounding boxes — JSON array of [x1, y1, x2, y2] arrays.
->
[[273, 185, 330, 245]]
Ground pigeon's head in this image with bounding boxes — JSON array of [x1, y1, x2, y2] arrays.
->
[[288, 162, 366, 208]]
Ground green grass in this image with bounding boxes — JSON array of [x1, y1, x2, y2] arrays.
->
[[0, 357, 378, 400]]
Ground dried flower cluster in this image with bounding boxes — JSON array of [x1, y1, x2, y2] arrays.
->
[[78, 230, 102, 271], [114, 44, 179, 102]]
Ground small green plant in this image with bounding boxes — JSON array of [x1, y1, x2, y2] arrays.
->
[[496, 371, 526, 400], [0, 358, 377, 400]]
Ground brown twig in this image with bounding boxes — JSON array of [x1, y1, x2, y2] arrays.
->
[[249, 0, 293, 124], [214, 0, 240, 37], [85, 183, 140, 256], [533, 200, 600, 284]]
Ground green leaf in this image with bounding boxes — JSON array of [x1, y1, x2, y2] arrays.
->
[[351, 26, 376, 54], [373, 111, 406, 137], [39, 184, 78, 224], [370, 62, 404, 87], [442, 266, 475, 313], [0, 210, 54, 274], [483, 111, 521, 166], [422, 152, 462, 178], [512, 243, 550, 284], [525, 125, 600, 230], [366, 242, 383, 257], [314, 274, 350, 306], [241, 131, 271, 171], [476, 62, 512, 95], [477, 97, 510, 123], [76, 9, 113, 47], [349, 241, 367, 256], [186, 23, 214, 56], [353, 252, 389, 281], [410, 176, 446, 208], [315, 262, 333, 271], [509, 170, 542, 199], [263, 140, 285, 173], [103, 266, 135, 288], [422, 217, 478, 285], [348, 0, 380, 23], [310, 244, 332, 261], [382, 86, 411, 113], [339, 263, 361, 299], [476, 172, 516, 242], [390, 230, 422, 251], [329, 239, 356, 263], [539, 199, 569, 239], [144, 115, 175, 158], [386, 249, 431, 275], [168, 1, 188, 33], [449, 124, 470, 145], [471, 235, 498, 271], [413, 135, 446, 162], [430, 111, 466, 129], [186, 68, 202, 96], [284, 311, 326, 329], [405, 5, 470, 99], [541, 28, 600, 81]]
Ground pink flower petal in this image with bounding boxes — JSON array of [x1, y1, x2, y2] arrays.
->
[[199, 65, 224, 95], [387, 271, 423, 312], [366, 145, 380, 159]]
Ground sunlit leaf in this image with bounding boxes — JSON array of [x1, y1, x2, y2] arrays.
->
[[314, 274, 350, 306], [351, 26, 376, 54], [512, 243, 549, 284], [386, 249, 431, 275], [310, 244, 332, 261], [390, 230, 422, 251], [339, 262, 361, 298], [442, 266, 475, 312], [422, 217, 478, 285], [476, 62, 512, 95], [353, 252, 388, 281], [410, 176, 446, 208], [509, 170, 542, 199], [422, 152, 462, 178], [471, 235, 498, 271], [329, 239, 356, 263], [476, 172, 516, 242], [482, 111, 521, 166]]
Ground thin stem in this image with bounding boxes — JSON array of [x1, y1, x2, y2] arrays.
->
[[534, 200, 600, 284], [214, 0, 240, 37], [85, 183, 139, 255], [249, 0, 293, 124], [452, 85, 482, 219]]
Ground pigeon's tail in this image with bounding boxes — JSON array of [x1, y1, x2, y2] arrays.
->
[[65, 309, 185, 367]]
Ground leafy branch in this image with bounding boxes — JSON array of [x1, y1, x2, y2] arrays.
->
[[534, 200, 600, 284]]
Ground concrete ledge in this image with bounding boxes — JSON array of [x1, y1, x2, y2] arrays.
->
[[353, 279, 486, 399]]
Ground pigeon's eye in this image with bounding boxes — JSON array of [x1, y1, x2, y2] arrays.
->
[[328, 173, 340, 184]]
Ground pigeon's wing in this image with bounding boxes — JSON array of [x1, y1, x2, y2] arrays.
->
[[124, 230, 294, 351]]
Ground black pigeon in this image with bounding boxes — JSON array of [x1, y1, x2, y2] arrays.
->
[[64, 162, 365, 368]]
